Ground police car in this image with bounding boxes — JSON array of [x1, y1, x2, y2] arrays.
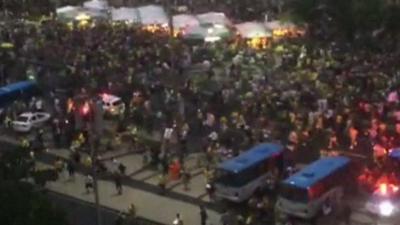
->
[[100, 94, 125, 116], [366, 183, 399, 217], [12, 112, 51, 132]]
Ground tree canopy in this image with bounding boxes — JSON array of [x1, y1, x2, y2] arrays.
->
[[0, 147, 68, 225], [290, 0, 400, 41]]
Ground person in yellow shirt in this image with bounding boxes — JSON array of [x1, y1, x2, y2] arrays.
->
[[20, 138, 30, 149], [83, 156, 92, 168]]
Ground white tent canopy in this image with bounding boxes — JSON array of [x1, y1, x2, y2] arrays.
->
[[111, 7, 140, 22], [173, 14, 199, 30], [56, 6, 82, 19], [86, 8, 109, 19], [57, 5, 79, 14], [56, 5, 107, 21], [183, 25, 208, 39], [196, 12, 230, 25], [56, 6, 86, 20], [265, 20, 296, 30], [137, 5, 168, 26], [183, 23, 231, 41], [235, 22, 271, 38], [83, 0, 109, 11]]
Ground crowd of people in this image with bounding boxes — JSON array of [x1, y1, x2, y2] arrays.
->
[[1, 2, 400, 224]]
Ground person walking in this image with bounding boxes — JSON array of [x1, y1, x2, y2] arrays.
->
[[52, 118, 61, 148], [158, 173, 167, 195], [67, 160, 75, 181], [200, 206, 208, 225], [118, 162, 126, 175], [54, 157, 64, 174], [182, 169, 191, 191], [173, 213, 183, 225], [85, 174, 94, 194], [114, 173, 123, 195]]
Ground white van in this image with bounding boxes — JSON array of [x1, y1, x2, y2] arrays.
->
[[100, 94, 125, 116]]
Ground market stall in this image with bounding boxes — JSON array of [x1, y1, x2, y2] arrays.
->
[[196, 12, 231, 26], [111, 7, 140, 23], [235, 22, 271, 48], [56, 6, 85, 21], [182, 23, 232, 42], [137, 5, 169, 32], [83, 0, 109, 11], [56, 5, 107, 27], [265, 20, 305, 38], [173, 14, 199, 36]]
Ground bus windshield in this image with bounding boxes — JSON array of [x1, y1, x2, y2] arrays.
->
[[215, 169, 254, 187], [280, 183, 309, 203]]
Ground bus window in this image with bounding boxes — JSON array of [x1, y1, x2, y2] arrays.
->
[[280, 183, 309, 203], [216, 167, 260, 187]]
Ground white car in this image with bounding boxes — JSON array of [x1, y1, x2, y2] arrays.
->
[[100, 94, 125, 116], [12, 112, 51, 132]]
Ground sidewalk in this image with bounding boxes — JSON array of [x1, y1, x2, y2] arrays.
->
[[37, 161, 221, 225], [0, 135, 222, 224]]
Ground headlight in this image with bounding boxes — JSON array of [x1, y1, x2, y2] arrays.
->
[[379, 201, 394, 216]]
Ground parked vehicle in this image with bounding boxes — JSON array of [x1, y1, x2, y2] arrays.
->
[[12, 112, 51, 132]]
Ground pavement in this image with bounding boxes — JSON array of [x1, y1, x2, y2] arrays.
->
[[39, 161, 221, 225], [47, 191, 148, 225], [0, 132, 222, 225]]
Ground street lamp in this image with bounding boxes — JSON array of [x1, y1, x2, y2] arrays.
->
[[80, 101, 102, 225], [165, 0, 175, 74]]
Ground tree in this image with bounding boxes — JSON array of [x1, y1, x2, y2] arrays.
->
[[290, 0, 385, 41], [383, 5, 400, 48], [0, 181, 68, 225], [0, 147, 68, 225], [0, 147, 34, 180], [290, 0, 319, 23]]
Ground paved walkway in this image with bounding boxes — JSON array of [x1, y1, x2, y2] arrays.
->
[[37, 161, 221, 225], [0, 135, 221, 225]]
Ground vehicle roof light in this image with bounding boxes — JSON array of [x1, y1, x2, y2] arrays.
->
[[380, 183, 388, 195]]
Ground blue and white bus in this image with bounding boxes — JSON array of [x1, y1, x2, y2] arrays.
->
[[276, 156, 355, 219], [0, 80, 39, 108], [214, 143, 284, 202]]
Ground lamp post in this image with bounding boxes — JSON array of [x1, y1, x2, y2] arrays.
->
[[90, 132, 102, 225], [165, 0, 174, 37], [166, 0, 175, 74], [82, 100, 102, 225]]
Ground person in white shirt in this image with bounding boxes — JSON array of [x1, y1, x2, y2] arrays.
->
[[35, 98, 43, 111], [85, 175, 94, 193], [172, 213, 183, 225]]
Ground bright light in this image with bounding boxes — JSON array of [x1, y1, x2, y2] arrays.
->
[[377, 183, 399, 195], [213, 24, 223, 28], [379, 201, 394, 216], [205, 36, 221, 42], [380, 183, 388, 195], [81, 102, 90, 115], [75, 13, 90, 21], [207, 28, 214, 34]]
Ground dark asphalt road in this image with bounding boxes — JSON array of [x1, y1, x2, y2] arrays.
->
[[47, 191, 119, 225], [47, 191, 166, 225]]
